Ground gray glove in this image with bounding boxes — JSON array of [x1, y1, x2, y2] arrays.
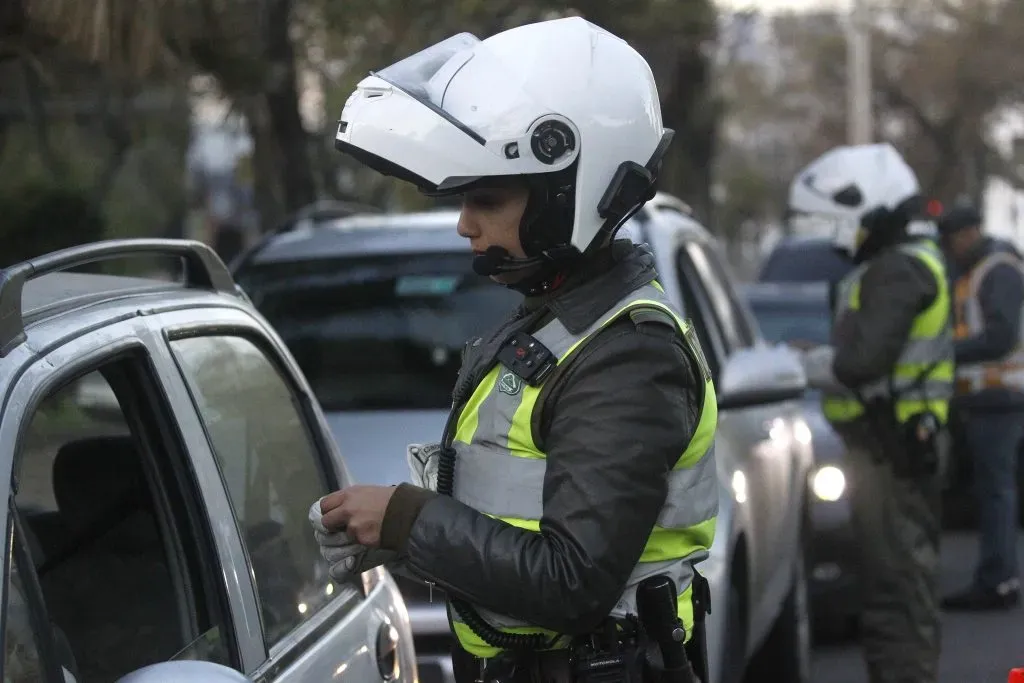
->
[[308, 498, 395, 581], [799, 345, 853, 395], [407, 442, 442, 491]]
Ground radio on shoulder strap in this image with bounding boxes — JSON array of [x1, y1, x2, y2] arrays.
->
[[496, 331, 557, 386]]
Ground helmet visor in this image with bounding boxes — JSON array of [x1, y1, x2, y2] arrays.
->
[[372, 33, 487, 146]]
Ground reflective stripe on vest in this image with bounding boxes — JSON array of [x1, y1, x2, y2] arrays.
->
[[821, 241, 954, 424], [448, 281, 719, 659], [953, 251, 1024, 394]]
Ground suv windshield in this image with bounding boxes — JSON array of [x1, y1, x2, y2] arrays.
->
[[759, 241, 853, 284], [747, 298, 832, 347], [237, 253, 522, 411]]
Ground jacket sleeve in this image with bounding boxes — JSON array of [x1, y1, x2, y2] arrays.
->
[[394, 318, 702, 634], [833, 249, 938, 388], [954, 262, 1024, 364]]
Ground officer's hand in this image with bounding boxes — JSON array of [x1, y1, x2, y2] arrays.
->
[[320, 485, 398, 548]]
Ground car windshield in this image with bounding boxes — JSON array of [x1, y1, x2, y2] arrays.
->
[[237, 252, 522, 411], [747, 298, 832, 347], [759, 243, 853, 283]]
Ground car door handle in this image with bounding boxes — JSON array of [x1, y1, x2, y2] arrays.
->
[[375, 621, 400, 681]]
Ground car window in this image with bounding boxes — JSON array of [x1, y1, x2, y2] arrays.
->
[[169, 335, 338, 648], [674, 247, 725, 382], [235, 252, 522, 411], [683, 242, 752, 352], [13, 364, 234, 682]]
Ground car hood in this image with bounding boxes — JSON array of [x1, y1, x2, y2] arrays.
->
[[324, 409, 450, 486]]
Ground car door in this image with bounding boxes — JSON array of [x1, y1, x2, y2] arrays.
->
[[686, 240, 804, 544], [674, 239, 800, 625], [0, 317, 250, 682], [147, 304, 416, 683], [702, 241, 809, 557]]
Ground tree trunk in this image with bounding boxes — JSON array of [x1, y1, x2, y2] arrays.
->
[[263, 0, 315, 214], [241, 96, 286, 233], [660, 44, 718, 226]]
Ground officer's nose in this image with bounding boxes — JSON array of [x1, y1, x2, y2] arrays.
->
[[457, 207, 481, 240]]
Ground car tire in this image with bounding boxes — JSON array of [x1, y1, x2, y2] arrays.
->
[[743, 542, 812, 683], [720, 573, 747, 683]]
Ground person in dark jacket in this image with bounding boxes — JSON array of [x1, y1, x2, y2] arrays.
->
[[789, 143, 953, 683], [306, 18, 719, 683], [938, 203, 1024, 610]]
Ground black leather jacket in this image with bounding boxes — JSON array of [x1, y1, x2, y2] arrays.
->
[[378, 241, 706, 635]]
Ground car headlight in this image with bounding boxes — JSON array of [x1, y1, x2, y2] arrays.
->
[[731, 470, 748, 504], [811, 465, 846, 502], [794, 420, 813, 445]]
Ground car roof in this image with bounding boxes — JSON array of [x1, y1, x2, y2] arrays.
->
[[22, 272, 180, 319], [1, 240, 249, 364], [741, 281, 830, 303], [245, 210, 467, 265], [242, 195, 713, 268], [773, 235, 834, 246]]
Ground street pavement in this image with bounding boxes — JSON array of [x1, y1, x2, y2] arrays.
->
[[811, 531, 1024, 683]]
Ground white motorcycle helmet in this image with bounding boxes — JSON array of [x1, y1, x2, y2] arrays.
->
[[334, 17, 673, 279], [787, 143, 922, 263]]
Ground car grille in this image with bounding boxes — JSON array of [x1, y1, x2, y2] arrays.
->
[[394, 575, 447, 605]]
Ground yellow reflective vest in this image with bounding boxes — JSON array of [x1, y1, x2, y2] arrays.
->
[[821, 241, 954, 425], [952, 250, 1024, 394], [448, 281, 719, 658]]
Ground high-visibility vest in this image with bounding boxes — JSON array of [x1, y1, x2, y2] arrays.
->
[[953, 250, 1024, 394], [448, 281, 719, 659], [821, 241, 954, 425]]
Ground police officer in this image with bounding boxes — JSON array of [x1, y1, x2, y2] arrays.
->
[[307, 17, 718, 683], [938, 202, 1024, 611], [788, 143, 953, 683]]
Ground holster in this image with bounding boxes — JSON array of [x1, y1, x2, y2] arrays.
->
[[861, 397, 940, 478]]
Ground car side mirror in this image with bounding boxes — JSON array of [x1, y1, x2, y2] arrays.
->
[[716, 345, 807, 411], [115, 661, 253, 683]]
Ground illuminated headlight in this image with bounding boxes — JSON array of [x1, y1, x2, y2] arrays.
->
[[731, 470, 748, 504], [811, 465, 846, 502], [794, 420, 813, 445]]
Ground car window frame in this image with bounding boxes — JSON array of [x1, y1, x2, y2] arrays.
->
[[8, 346, 245, 670], [112, 355, 245, 669], [162, 321, 364, 666], [694, 242, 760, 347], [0, 327, 246, 679], [674, 240, 729, 382], [2, 504, 65, 683], [681, 240, 752, 352]]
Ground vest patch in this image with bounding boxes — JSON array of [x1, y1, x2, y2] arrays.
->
[[497, 370, 523, 396]]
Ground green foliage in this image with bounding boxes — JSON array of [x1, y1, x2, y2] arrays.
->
[[0, 178, 104, 268]]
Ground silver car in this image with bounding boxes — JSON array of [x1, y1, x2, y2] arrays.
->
[[0, 240, 416, 683], [234, 193, 816, 683]]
